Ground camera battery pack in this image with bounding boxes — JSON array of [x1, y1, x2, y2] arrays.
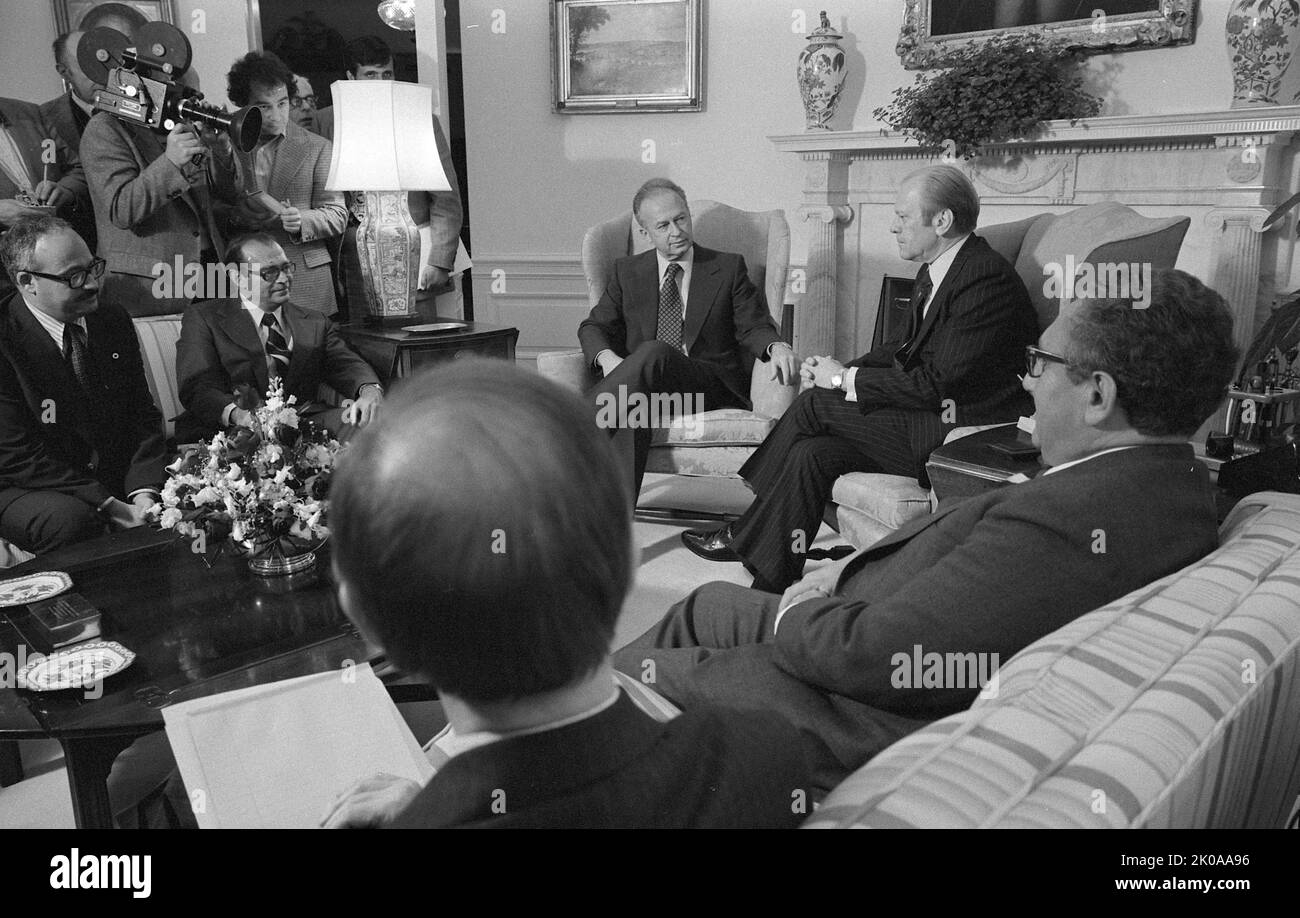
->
[[25, 592, 102, 648]]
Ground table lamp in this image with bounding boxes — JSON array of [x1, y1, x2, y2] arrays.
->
[[325, 80, 451, 325]]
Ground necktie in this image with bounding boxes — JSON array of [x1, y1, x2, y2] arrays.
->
[[656, 261, 685, 353], [261, 312, 290, 378], [895, 263, 933, 363], [63, 322, 96, 395]]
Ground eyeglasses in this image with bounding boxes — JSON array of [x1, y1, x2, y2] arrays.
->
[[22, 257, 106, 289], [1025, 345, 1071, 378], [291, 95, 317, 110], [255, 262, 295, 282]]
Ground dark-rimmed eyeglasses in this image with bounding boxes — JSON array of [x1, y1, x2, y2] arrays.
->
[[1025, 345, 1071, 378], [22, 257, 105, 289], [255, 262, 295, 282], [291, 95, 317, 110]]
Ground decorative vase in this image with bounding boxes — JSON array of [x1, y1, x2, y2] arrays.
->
[[797, 11, 847, 131], [1226, 0, 1300, 108], [248, 543, 317, 577]]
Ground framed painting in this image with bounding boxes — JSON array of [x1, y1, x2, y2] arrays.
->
[[552, 0, 704, 113], [52, 0, 175, 37], [896, 0, 1196, 69]]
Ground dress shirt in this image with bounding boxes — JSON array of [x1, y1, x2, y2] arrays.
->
[[772, 442, 1137, 633], [843, 233, 971, 402], [252, 133, 284, 192], [220, 297, 295, 426]]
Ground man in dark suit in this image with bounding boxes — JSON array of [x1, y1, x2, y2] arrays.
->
[[579, 178, 798, 497], [0, 216, 166, 553], [616, 268, 1239, 794], [322, 362, 810, 828], [684, 165, 1039, 591], [40, 31, 100, 253], [174, 233, 382, 443], [0, 96, 87, 304]]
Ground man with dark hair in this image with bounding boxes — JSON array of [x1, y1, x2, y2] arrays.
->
[[616, 268, 1238, 794], [579, 178, 799, 497], [80, 72, 240, 316], [174, 232, 381, 442], [323, 362, 809, 828], [683, 164, 1039, 592], [224, 51, 347, 316], [316, 35, 464, 317], [40, 31, 99, 252], [0, 216, 166, 552]]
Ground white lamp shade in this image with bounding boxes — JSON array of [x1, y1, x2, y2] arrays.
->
[[325, 81, 451, 192]]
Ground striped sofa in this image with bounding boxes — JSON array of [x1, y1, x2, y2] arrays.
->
[[805, 491, 1300, 829]]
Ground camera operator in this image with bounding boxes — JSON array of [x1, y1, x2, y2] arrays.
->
[[80, 70, 239, 317]]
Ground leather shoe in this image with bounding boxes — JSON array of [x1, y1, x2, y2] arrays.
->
[[681, 524, 741, 562]]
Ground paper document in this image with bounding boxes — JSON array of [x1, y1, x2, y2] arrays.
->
[[163, 665, 433, 829], [418, 227, 472, 278]]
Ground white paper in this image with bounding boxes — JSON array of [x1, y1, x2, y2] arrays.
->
[[162, 665, 433, 829], [418, 227, 473, 278]]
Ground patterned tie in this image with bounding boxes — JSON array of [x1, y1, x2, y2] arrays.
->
[[63, 322, 96, 395], [656, 261, 685, 353], [261, 312, 290, 378], [895, 263, 933, 363]]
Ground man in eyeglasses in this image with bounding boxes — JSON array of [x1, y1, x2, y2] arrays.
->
[[616, 268, 1238, 794], [288, 75, 320, 134], [174, 232, 382, 443], [0, 215, 166, 552]]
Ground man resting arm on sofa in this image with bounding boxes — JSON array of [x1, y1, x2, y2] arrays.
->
[[615, 268, 1239, 794]]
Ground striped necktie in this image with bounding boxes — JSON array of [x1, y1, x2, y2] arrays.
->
[[656, 261, 684, 352], [63, 321, 97, 395], [261, 312, 290, 378]]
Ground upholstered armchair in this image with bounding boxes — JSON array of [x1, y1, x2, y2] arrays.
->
[[831, 202, 1192, 548], [537, 200, 796, 510]]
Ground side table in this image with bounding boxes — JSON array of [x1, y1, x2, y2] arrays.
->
[[926, 425, 1044, 505], [339, 319, 519, 387]]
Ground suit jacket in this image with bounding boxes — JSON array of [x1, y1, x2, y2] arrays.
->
[[38, 92, 97, 252], [81, 112, 238, 317], [681, 445, 1221, 793], [0, 293, 167, 514], [577, 245, 781, 405], [174, 297, 380, 443], [847, 234, 1038, 477], [0, 98, 88, 300], [389, 691, 809, 828], [224, 123, 347, 315], [316, 107, 463, 271]]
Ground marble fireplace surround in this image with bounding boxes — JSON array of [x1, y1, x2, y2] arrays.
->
[[770, 107, 1300, 362]]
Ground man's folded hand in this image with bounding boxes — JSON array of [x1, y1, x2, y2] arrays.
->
[[320, 772, 420, 829]]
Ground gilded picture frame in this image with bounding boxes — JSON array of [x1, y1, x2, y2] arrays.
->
[[552, 0, 705, 114], [51, 0, 176, 37], [896, 0, 1197, 69]]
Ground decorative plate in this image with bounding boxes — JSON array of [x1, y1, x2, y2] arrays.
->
[[16, 640, 136, 692], [0, 571, 73, 608], [402, 322, 469, 335]]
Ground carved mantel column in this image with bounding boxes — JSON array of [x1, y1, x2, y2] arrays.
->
[[1205, 207, 1270, 360], [797, 152, 851, 357]]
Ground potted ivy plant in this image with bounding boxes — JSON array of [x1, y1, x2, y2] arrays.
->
[[873, 31, 1103, 159]]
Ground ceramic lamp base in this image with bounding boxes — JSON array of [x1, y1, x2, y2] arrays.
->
[[355, 190, 420, 324]]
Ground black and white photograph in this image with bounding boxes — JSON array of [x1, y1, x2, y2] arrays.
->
[[0, 0, 1296, 892]]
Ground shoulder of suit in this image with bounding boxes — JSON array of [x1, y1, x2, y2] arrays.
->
[[0, 97, 40, 121], [284, 301, 324, 322]]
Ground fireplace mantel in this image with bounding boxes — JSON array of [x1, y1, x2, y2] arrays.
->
[[770, 109, 1300, 360]]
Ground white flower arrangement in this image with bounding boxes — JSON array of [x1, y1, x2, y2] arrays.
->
[[151, 381, 339, 559]]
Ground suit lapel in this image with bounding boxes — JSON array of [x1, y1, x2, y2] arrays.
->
[[267, 126, 309, 200], [215, 298, 270, 394], [682, 246, 721, 352], [635, 250, 661, 344], [907, 235, 979, 356], [5, 299, 91, 433], [279, 302, 315, 391]]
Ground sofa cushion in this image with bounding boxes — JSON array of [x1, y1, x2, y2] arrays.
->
[[806, 493, 1300, 828], [648, 408, 776, 448], [831, 472, 931, 531]]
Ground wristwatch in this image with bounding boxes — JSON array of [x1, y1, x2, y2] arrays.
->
[[830, 372, 844, 392]]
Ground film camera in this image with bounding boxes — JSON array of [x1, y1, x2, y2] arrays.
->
[[78, 22, 261, 153]]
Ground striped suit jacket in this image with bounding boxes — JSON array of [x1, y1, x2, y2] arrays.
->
[[680, 445, 1220, 793], [847, 233, 1039, 473]]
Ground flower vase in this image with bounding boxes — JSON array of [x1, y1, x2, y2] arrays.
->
[[1226, 0, 1300, 107], [248, 542, 317, 577], [797, 11, 848, 131]]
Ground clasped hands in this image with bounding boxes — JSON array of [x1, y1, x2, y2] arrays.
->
[[800, 354, 848, 390]]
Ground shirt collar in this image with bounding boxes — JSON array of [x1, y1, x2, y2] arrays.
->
[[1043, 445, 1137, 476], [924, 233, 970, 293], [435, 686, 621, 760], [656, 245, 694, 279], [241, 294, 281, 327], [22, 299, 86, 347]]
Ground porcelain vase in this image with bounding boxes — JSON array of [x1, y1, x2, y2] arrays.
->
[[797, 11, 847, 130], [1226, 0, 1300, 107]]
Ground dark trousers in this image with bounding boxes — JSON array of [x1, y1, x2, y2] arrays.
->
[[613, 581, 780, 705], [731, 387, 914, 591], [588, 341, 742, 498], [0, 488, 106, 554]]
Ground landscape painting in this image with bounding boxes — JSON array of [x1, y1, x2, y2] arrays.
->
[[553, 0, 703, 113]]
